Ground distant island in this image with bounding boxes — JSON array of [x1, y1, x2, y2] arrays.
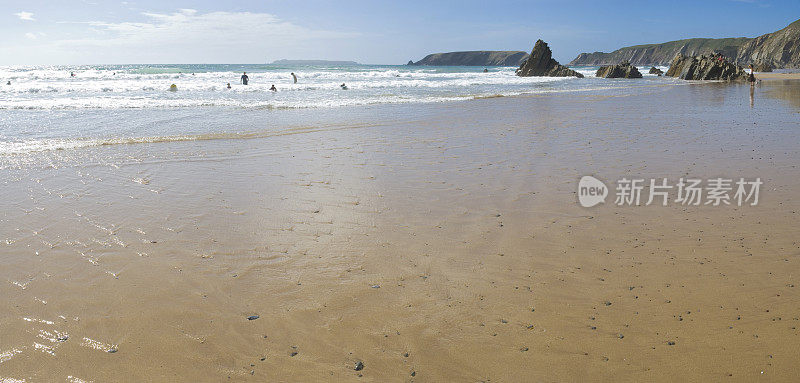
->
[[570, 18, 800, 68], [270, 59, 361, 66], [407, 51, 529, 66]]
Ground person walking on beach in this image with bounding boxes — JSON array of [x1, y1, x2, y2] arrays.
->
[[241, 72, 249, 85], [291, 72, 297, 84]]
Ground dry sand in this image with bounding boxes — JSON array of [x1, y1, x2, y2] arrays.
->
[[756, 72, 800, 80], [1, 81, 800, 382]]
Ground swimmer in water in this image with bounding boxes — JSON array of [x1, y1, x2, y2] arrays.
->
[[227, 83, 232, 89], [241, 72, 249, 85], [70, 72, 75, 77], [270, 84, 277, 92], [291, 72, 297, 84], [340, 83, 348, 90], [6, 81, 10, 86]]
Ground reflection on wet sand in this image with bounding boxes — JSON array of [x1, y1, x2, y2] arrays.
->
[[2, 82, 800, 382]]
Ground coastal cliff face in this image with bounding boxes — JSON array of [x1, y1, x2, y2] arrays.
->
[[408, 51, 529, 66], [569, 38, 749, 66], [516, 40, 584, 78], [735, 19, 800, 68], [570, 18, 800, 68]]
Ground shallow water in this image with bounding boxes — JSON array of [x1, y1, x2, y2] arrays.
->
[[0, 80, 799, 381]]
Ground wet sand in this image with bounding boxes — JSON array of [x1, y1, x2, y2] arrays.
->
[[1, 81, 800, 382]]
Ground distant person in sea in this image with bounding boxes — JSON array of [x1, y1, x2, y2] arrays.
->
[[169, 84, 178, 92], [227, 83, 232, 89], [270, 84, 277, 92], [291, 72, 297, 84], [70, 72, 75, 77], [483, 68, 488, 73], [340, 83, 348, 90], [6, 81, 10, 86], [241, 72, 249, 85]]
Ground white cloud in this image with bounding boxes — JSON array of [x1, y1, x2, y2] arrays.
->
[[59, 9, 357, 50], [7, 9, 361, 64], [14, 11, 36, 21], [25, 32, 46, 40]]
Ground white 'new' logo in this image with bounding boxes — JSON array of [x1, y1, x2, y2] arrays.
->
[[578, 176, 608, 207]]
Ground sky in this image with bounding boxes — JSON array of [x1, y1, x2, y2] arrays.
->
[[2, 0, 799, 65]]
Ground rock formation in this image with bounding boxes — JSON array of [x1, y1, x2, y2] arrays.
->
[[408, 51, 529, 66], [649, 67, 664, 76], [570, 38, 749, 66], [595, 62, 643, 78], [751, 62, 773, 72], [570, 18, 800, 68], [735, 19, 800, 69], [516, 40, 584, 78], [665, 54, 749, 81]]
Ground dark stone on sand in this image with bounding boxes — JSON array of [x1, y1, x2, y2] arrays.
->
[[57, 335, 69, 342], [604, 301, 612, 306], [520, 347, 529, 352], [411, 370, 416, 377], [649, 67, 664, 76], [618, 334, 624, 339], [354, 361, 364, 371], [107, 348, 118, 353], [516, 40, 584, 78], [665, 54, 749, 81], [667, 340, 676, 345], [595, 61, 643, 78], [247, 315, 260, 320], [290, 351, 298, 357]]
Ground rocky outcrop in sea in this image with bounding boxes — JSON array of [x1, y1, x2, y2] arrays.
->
[[649, 67, 664, 76], [665, 54, 749, 81], [595, 62, 643, 78], [516, 40, 584, 78]]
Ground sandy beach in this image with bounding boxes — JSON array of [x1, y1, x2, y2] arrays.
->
[[1, 79, 799, 381], [757, 72, 800, 80]]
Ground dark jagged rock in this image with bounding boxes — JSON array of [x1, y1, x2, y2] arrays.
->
[[516, 40, 584, 78], [665, 54, 749, 81], [751, 62, 773, 72], [409, 51, 529, 66], [649, 67, 664, 76], [595, 62, 643, 78]]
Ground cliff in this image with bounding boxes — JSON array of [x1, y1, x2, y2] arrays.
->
[[570, 18, 800, 68], [408, 51, 529, 66], [569, 38, 750, 66], [735, 19, 800, 68]]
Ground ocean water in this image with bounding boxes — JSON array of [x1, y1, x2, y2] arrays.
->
[[0, 63, 673, 156]]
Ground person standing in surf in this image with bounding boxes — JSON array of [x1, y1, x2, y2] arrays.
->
[[291, 72, 297, 84], [241, 72, 249, 85]]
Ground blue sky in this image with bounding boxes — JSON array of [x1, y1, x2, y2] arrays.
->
[[2, 0, 799, 65]]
